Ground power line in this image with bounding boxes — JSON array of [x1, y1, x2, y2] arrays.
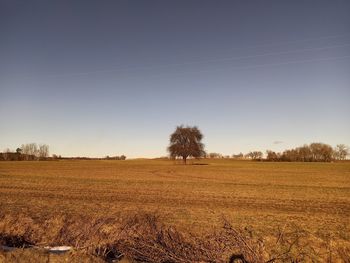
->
[[153, 55, 350, 78], [218, 33, 350, 51], [155, 43, 350, 67], [43, 43, 350, 78]]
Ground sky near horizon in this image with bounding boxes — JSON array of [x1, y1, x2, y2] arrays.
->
[[1, 1, 350, 158]]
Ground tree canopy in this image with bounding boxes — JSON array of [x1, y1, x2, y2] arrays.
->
[[168, 125, 205, 164]]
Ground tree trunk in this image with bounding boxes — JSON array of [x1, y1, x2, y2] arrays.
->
[[183, 156, 187, 164]]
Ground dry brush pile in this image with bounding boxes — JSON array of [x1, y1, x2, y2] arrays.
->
[[0, 212, 347, 262]]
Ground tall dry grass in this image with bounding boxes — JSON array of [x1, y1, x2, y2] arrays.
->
[[1, 212, 344, 262]]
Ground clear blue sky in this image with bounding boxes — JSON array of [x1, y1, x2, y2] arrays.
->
[[1, 1, 349, 158]]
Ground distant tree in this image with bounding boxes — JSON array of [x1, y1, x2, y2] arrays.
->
[[254, 151, 263, 160], [38, 144, 49, 159], [120, 155, 126, 160], [281, 149, 299, 162], [3, 148, 11, 161], [209, 152, 222, 159], [244, 153, 251, 159], [168, 125, 205, 164], [266, 150, 279, 161], [309, 143, 333, 162], [16, 148, 22, 154], [232, 153, 243, 159], [21, 143, 38, 160], [20, 143, 49, 160], [246, 151, 263, 160], [334, 144, 349, 160], [296, 145, 312, 162]]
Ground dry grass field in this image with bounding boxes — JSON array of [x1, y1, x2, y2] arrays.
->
[[0, 159, 349, 261]]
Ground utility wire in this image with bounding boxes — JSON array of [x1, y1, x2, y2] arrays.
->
[[43, 43, 350, 78], [217, 33, 350, 51], [152, 55, 350, 78]]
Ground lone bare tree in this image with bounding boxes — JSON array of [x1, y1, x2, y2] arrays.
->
[[168, 125, 205, 164]]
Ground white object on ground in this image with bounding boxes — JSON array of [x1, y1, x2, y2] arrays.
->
[[44, 246, 72, 253]]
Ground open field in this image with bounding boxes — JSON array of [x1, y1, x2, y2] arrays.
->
[[1, 159, 350, 261]]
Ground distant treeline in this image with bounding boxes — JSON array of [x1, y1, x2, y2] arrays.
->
[[54, 156, 127, 161], [105, 155, 126, 160], [0, 143, 49, 161], [209, 143, 348, 162], [265, 143, 348, 162], [1, 142, 348, 163], [203, 143, 348, 162], [0, 143, 126, 161]]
